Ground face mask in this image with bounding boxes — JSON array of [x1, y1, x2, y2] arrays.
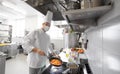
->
[[44, 26, 50, 32]]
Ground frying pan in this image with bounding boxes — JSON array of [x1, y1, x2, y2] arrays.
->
[[46, 55, 63, 67], [49, 57, 63, 67]]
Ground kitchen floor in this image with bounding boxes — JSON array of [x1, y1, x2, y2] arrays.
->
[[5, 54, 29, 74]]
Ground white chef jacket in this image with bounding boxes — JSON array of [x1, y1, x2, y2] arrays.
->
[[22, 29, 50, 68]]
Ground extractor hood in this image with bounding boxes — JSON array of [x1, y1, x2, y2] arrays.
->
[[25, 0, 112, 32]]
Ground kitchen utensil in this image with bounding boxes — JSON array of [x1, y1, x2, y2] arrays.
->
[[46, 54, 63, 67]]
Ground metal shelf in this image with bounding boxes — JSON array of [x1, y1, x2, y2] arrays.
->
[[62, 5, 112, 32], [0, 30, 9, 31], [0, 24, 12, 43], [0, 36, 10, 37], [62, 5, 112, 21], [0, 24, 10, 26]]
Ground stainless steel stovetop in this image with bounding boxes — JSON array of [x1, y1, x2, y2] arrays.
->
[[41, 62, 84, 74]]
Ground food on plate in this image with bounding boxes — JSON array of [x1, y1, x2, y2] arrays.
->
[[50, 59, 62, 66], [77, 49, 84, 53], [71, 48, 78, 51], [71, 48, 84, 53]]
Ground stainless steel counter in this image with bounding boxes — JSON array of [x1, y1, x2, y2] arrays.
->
[[0, 52, 7, 74], [0, 44, 18, 58], [41, 62, 84, 74], [41, 50, 88, 74]]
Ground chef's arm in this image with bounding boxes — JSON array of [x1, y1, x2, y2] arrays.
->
[[22, 31, 45, 56], [32, 48, 39, 52], [22, 41, 45, 56]]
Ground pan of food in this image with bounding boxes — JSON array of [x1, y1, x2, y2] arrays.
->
[[49, 57, 62, 67]]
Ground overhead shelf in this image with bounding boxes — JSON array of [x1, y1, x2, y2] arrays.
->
[[61, 5, 112, 32], [0, 24, 12, 43], [0, 36, 10, 37], [62, 5, 112, 21], [55, 24, 69, 28], [0, 30, 9, 31]]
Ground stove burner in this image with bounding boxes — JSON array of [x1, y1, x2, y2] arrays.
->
[[50, 66, 64, 74]]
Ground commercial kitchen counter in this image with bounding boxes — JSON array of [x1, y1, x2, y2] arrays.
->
[[0, 52, 7, 74], [41, 62, 84, 74], [41, 49, 91, 74], [0, 43, 18, 58], [0, 43, 10, 46]]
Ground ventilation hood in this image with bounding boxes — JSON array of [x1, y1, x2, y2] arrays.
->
[[25, 0, 112, 32]]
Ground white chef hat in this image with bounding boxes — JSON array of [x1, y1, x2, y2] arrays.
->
[[43, 11, 53, 24]]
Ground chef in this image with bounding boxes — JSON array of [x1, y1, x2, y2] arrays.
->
[[22, 11, 53, 74]]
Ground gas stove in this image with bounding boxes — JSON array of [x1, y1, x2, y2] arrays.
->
[[42, 62, 67, 74], [42, 62, 84, 74]]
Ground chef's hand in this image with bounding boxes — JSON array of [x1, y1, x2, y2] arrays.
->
[[37, 50, 46, 56], [32, 48, 45, 56]]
